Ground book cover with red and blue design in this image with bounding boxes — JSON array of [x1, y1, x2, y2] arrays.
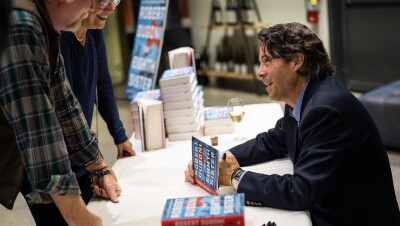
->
[[161, 193, 245, 226], [192, 137, 219, 195]]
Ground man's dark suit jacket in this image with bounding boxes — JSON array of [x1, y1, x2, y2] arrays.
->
[[230, 76, 400, 226]]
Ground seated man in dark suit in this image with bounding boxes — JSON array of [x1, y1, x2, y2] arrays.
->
[[185, 22, 400, 226]]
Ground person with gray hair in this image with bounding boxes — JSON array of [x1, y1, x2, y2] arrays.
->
[[0, 0, 122, 225], [185, 22, 400, 226]]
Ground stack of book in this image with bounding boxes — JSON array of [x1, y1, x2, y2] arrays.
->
[[203, 106, 235, 136], [135, 98, 166, 152], [159, 67, 204, 141], [130, 89, 162, 140], [168, 47, 196, 70]]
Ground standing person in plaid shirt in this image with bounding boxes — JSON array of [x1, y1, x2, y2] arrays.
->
[[0, 0, 121, 225]]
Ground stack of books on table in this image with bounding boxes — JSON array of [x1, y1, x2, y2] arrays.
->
[[159, 66, 204, 141], [130, 89, 162, 140], [203, 106, 235, 136]]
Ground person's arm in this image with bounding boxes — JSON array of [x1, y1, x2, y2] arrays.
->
[[236, 106, 356, 211], [229, 116, 289, 166], [184, 115, 288, 185], [51, 195, 102, 226], [55, 58, 121, 202], [94, 30, 135, 158]]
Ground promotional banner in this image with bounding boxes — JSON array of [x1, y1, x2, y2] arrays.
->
[[126, 0, 169, 100]]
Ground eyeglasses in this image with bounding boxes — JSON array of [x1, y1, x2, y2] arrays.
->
[[97, 0, 121, 9]]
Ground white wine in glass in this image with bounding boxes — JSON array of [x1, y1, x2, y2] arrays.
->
[[228, 98, 245, 140], [229, 111, 245, 123]]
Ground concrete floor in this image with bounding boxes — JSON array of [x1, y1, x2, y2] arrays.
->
[[1, 85, 399, 225]]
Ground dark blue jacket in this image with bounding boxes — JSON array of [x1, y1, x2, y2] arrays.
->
[[60, 30, 127, 144], [230, 76, 400, 226], [60, 30, 128, 177]]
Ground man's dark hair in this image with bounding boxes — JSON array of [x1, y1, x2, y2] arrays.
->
[[257, 22, 334, 80], [0, 0, 12, 53]]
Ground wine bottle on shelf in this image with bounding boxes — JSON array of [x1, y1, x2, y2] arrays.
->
[[221, 47, 228, 73], [239, 49, 247, 75], [195, 48, 208, 73], [214, 45, 222, 71], [227, 48, 235, 72], [212, 0, 223, 25], [241, 0, 255, 25], [233, 50, 241, 74], [253, 47, 260, 74], [199, 47, 209, 71], [225, 0, 238, 25]]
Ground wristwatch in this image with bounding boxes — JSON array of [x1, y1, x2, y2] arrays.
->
[[231, 168, 245, 191]]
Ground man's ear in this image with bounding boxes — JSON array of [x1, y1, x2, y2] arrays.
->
[[293, 53, 305, 72]]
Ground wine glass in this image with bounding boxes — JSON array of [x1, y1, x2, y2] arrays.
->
[[228, 98, 245, 141]]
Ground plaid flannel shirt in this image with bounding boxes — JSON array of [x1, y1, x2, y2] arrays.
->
[[0, 9, 101, 204]]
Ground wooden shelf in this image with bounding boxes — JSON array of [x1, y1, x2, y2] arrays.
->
[[200, 1, 265, 95], [197, 70, 261, 81], [201, 22, 268, 30]]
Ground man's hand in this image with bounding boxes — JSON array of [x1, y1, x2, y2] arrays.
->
[[51, 194, 102, 226], [91, 170, 121, 203], [117, 140, 135, 159], [184, 153, 240, 186], [219, 153, 240, 186], [184, 160, 196, 184], [86, 157, 121, 202]]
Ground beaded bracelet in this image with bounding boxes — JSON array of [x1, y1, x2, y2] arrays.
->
[[89, 168, 112, 183], [86, 157, 106, 173]]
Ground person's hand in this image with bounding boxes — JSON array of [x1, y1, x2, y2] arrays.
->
[[116, 140, 135, 159], [184, 160, 196, 184], [91, 169, 121, 203], [219, 153, 240, 186]]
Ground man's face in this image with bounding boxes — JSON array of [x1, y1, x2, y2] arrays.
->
[[256, 46, 302, 105], [81, 1, 117, 29], [45, 0, 95, 31]]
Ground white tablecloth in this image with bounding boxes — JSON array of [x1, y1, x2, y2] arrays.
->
[[88, 103, 312, 226]]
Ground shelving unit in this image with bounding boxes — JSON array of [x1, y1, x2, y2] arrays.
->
[[199, 0, 266, 94], [200, 22, 267, 30], [198, 70, 262, 81]]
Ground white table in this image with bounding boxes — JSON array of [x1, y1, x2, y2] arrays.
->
[[88, 103, 312, 226]]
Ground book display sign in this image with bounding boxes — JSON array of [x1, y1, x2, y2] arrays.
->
[[192, 137, 219, 195], [126, 0, 169, 100], [161, 193, 245, 226]]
